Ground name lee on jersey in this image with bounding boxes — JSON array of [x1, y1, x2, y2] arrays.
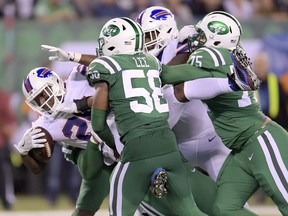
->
[[133, 57, 150, 68]]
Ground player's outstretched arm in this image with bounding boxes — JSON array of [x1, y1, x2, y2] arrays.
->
[[41, 45, 96, 66], [229, 45, 261, 91]]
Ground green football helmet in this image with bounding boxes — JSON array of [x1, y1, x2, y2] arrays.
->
[[189, 11, 243, 51], [97, 17, 144, 56]]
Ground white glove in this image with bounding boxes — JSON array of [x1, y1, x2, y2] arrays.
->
[[14, 128, 46, 155], [41, 44, 82, 62], [99, 142, 118, 166], [56, 101, 78, 114], [177, 25, 198, 43]]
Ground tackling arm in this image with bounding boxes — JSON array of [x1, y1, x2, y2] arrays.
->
[[91, 82, 116, 149], [41, 45, 96, 66]]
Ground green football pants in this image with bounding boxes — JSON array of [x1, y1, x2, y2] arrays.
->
[[213, 121, 288, 216]]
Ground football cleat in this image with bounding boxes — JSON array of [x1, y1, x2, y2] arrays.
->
[[229, 46, 261, 91], [149, 167, 168, 198]]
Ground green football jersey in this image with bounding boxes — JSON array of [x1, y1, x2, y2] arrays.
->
[[87, 54, 170, 144], [163, 47, 265, 150]]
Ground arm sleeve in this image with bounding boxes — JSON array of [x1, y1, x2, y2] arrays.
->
[[183, 78, 233, 100], [162, 85, 186, 128], [161, 64, 213, 85], [91, 108, 115, 148]]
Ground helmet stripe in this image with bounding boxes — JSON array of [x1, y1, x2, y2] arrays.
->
[[121, 17, 143, 52], [136, 11, 145, 25], [24, 77, 33, 93], [210, 11, 243, 35]]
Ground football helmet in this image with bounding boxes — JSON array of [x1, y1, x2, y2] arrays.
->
[[97, 17, 144, 56], [188, 11, 242, 51], [136, 6, 179, 56], [22, 67, 65, 117]]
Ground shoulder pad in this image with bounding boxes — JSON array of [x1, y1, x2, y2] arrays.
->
[[189, 47, 231, 68]]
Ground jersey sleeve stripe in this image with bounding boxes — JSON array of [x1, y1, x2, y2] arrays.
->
[[210, 47, 226, 65], [200, 47, 224, 67], [176, 43, 189, 54], [93, 58, 117, 74], [104, 56, 122, 71], [77, 65, 88, 76]]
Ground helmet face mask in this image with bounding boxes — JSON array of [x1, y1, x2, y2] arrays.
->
[[136, 6, 179, 56], [22, 67, 65, 117], [188, 11, 242, 52], [97, 17, 144, 56]]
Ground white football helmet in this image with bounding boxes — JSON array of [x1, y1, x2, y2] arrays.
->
[[136, 6, 179, 56], [97, 17, 144, 56], [189, 11, 242, 51], [22, 67, 65, 117]]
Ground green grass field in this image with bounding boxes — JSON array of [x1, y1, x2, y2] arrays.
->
[[0, 194, 281, 216], [0, 194, 108, 211]]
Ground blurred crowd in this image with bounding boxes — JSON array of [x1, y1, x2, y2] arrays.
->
[[0, 0, 288, 23]]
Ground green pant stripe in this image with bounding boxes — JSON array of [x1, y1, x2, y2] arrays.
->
[[140, 202, 164, 216], [259, 131, 288, 201], [110, 162, 129, 216], [111, 163, 124, 215]]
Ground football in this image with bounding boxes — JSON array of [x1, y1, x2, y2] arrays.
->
[[28, 127, 55, 163]]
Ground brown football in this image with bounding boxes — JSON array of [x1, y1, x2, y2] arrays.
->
[[28, 127, 55, 163]]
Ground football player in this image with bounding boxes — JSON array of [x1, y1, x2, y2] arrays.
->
[[163, 11, 288, 216], [86, 16, 208, 216], [135, 7, 258, 215], [137, 5, 230, 182], [14, 65, 117, 216]]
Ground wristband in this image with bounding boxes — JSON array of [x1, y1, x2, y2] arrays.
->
[[69, 52, 82, 63]]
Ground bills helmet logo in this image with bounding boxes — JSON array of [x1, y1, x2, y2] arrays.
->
[[150, 9, 172, 20], [36, 68, 53, 78]]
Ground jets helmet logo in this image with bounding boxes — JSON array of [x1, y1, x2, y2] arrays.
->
[[103, 24, 120, 37], [207, 21, 229, 35], [150, 9, 172, 20]]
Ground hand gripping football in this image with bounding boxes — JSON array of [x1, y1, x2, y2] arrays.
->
[[28, 127, 55, 163]]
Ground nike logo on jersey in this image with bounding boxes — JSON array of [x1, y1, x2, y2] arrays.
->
[[21, 142, 25, 147], [191, 168, 196, 173], [208, 135, 217, 142], [248, 153, 254, 161]]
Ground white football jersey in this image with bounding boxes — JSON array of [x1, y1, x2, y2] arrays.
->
[[32, 65, 94, 149], [160, 39, 230, 180]]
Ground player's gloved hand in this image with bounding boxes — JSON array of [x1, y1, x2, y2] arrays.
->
[[177, 25, 197, 43], [89, 130, 118, 166], [56, 97, 90, 114], [41, 44, 82, 62], [14, 128, 46, 155], [99, 142, 119, 166], [62, 144, 80, 164], [228, 45, 261, 91]]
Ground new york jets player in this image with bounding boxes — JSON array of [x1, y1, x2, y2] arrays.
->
[[136, 7, 258, 215], [14, 66, 116, 216], [163, 11, 288, 216], [86, 17, 208, 216], [137, 5, 230, 182]]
